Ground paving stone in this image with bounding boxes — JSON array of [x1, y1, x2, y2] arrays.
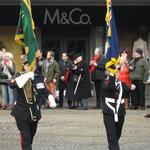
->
[[0, 100, 150, 150]]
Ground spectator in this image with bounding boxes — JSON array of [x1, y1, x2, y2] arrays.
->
[[42, 51, 60, 101], [90, 48, 106, 109], [118, 51, 133, 109], [58, 52, 72, 107], [1, 52, 16, 110], [34, 50, 45, 75], [65, 53, 91, 110], [129, 48, 149, 110], [0, 41, 6, 108]]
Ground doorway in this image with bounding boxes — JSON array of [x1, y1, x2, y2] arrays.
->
[[42, 26, 90, 61], [42, 38, 88, 61]]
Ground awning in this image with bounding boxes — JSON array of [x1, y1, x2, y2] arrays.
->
[[0, 0, 150, 6]]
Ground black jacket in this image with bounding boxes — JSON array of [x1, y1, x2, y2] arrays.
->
[[58, 59, 72, 89], [65, 60, 91, 100], [91, 56, 106, 80], [102, 75, 129, 117], [11, 79, 41, 122], [34, 57, 45, 75]]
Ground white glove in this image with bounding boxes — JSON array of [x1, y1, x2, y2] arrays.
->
[[131, 84, 136, 90], [15, 72, 34, 88]]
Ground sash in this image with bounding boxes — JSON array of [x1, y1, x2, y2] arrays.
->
[[105, 80, 123, 122]]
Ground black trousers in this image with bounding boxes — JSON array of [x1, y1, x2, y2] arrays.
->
[[16, 120, 38, 150], [93, 80, 104, 107], [130, 80, 145, 107], [59, 88, 65, 107], [103, 114, 125, 150]]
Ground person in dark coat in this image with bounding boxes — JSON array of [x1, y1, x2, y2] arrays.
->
[[34, 50, 46, 107], [102, 67, 136, 150], [90, 48, 106, 108], [58, 52, 72, 107], [34, 50, 45, 75], [9, 61, 41, 150], [65, 53, 91, 110]]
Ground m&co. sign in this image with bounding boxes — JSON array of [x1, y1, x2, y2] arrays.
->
[[44, 8, 91, 25]]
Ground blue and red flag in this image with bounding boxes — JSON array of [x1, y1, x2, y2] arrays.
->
[[105, 0, 120, 74]]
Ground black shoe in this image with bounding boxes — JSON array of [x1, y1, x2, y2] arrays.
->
[[69, 106, 77, 109], [146, 105, 150, 108], [76, 107, 88, 110], [144, 113, 150, 118]]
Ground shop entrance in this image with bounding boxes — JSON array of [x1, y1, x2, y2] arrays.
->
[[42, 38, 87, 61], [42, 26, 90, 61]]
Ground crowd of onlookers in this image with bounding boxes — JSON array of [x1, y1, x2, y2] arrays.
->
[[0, 42, 16, 110], [0, 41, 150, 114]]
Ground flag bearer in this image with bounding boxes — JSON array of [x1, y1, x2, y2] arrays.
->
[[102, 66, 136, 150], [10, 60, 41, 150]]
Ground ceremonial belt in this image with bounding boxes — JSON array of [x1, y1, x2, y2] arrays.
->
[[105, 97, 125, 104], [105, 79, 123, 122], [105, 97, 124, 122]]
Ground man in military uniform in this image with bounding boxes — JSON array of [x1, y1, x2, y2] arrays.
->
[[102, 67, 136, 150], [9, 60, 41, 150]]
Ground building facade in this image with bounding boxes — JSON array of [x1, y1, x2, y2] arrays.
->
[[0, 0, 150, 68], [0, 0, 150, 99]]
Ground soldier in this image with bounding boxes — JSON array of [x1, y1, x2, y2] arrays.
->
[[9, 59, 41, 150], [102, 66, 135, 150]]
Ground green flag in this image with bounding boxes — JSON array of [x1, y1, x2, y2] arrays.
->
[[15, 0, 38, 71]]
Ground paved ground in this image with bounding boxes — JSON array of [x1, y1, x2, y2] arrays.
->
[[0, 100, 150, 150]]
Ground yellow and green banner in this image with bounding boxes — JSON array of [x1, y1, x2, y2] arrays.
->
[[15, 0, 38, 71]]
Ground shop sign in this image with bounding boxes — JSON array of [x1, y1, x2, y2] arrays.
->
[[44, 8, 91, 25]]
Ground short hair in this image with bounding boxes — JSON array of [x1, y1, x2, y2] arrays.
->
[[47, 51, 55, 57], [61, 52, 68, 56]]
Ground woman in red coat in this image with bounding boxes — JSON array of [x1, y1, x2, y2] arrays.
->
[[118, 52, 135, 109]]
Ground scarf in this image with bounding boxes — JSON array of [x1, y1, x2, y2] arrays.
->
[[89, 54, 100, 73]]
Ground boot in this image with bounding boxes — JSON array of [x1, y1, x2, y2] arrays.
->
[[125, 98, 129, 109]]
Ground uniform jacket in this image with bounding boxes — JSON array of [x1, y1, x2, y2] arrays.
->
[[11, 78, 41, 122], [102, 75, 129, 118]]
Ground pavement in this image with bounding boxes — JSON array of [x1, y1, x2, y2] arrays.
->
[[0, 99, 150, 150]]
